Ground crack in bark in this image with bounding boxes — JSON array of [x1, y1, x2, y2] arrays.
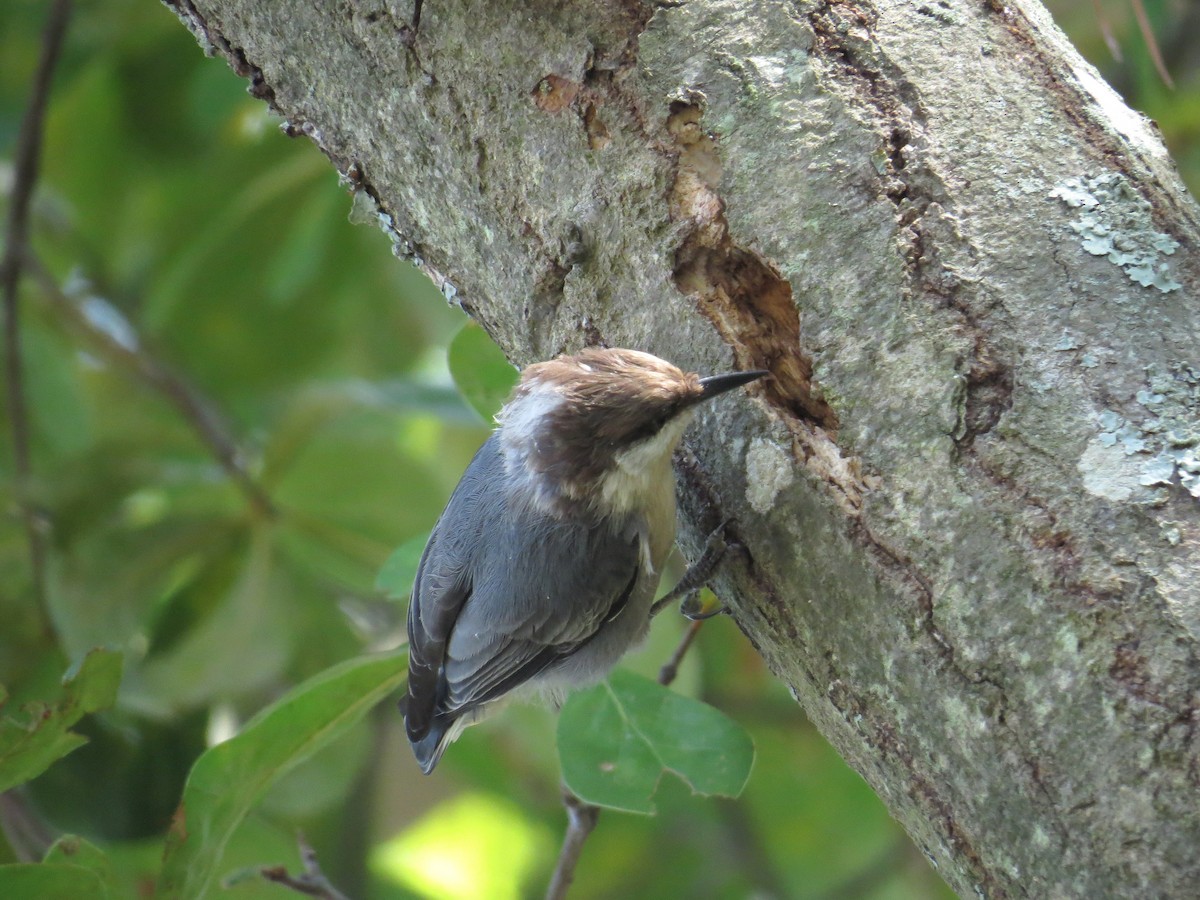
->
[[855, 520, 952, 658], [973, 440, 1200, 698], [861, 510, 1083, 849], [794, 12, 1128, 877], [803, 0, 1055, 790], [667, 99, 835, 431], [662, 97, 871, 517], [854, 514, 1071, 850], [806, 0, 1014, 452], [652, 26, 1029, 888], [802, 0, 1014, 670], [960, 450, 1200, 830]]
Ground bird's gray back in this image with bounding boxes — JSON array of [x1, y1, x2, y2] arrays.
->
[[406, 433, 655, 731]]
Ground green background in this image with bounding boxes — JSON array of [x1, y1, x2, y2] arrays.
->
[[0, 0, 1193, 897]]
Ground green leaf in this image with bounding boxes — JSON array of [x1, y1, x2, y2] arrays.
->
[[557, 669, 754, 814], [155, 649, 408, 899], [43, 835, 118, 897], [376, 532, 430, 601], [259, 718, 371, 819], [0, 863, 107, 898], [0, 649, 124, 793], [127, 530, 290, 715], [447, 322, 517, 423]]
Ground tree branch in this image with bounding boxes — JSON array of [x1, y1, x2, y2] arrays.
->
[[714, 797, 790, 900], [0, 790, 57, 863], [0, 0, 72, 642], [25, 255, 275, 520], [814, 837, 914, 900], [545, 789, 600, 900], [259, 832, 351, 900]]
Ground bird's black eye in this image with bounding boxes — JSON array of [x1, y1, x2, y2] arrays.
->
[[629, 407, 676, 444]]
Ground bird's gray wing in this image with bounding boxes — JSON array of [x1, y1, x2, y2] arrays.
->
[[439, 502, 643, 715], [404, 434, 644, 738], [403, 434, 497, 741]]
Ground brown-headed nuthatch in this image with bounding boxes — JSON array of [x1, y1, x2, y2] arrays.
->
[[401, 347, 766, 773]]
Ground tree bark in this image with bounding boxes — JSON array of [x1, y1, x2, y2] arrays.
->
[[164, 0, 1200, 895]]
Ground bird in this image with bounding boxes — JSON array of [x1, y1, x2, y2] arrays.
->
[[400, 347, 766, 773]]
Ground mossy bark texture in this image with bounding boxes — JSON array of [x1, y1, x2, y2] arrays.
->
[[167, 0, 1200, 895]]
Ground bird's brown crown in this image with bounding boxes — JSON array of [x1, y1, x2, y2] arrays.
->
[[498, 348, 704, 497]]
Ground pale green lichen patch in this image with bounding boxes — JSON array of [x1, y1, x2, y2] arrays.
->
[[1053, 331, 1079, 351], [1096, 409, 1147, 455], [745, 437, 795, 514], [1136, 363, 1200, 499], [1078, 439, 1140, 502], [1056, 626, 1079, 656], [1048, 173, 1182, 293], [1083, 364, 1200, 502]]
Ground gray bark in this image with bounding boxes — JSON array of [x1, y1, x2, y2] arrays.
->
[[165, 0, 1200, 895]]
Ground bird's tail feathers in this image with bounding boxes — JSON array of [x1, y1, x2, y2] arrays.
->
[[410, 714, 468, 775]]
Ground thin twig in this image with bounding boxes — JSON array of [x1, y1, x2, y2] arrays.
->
[[333, 705, 391, 898], [260, 832, 351, 900], [658, 616, 703, 685], [544, 790, 600, 900], [546, 613, 708, 900], [1090, 0, 1123, 63], [26, 255, 275, 520], [0, 0, 72, 641], [1130, 0, 1175, 89], [0, 790, 57, 862]]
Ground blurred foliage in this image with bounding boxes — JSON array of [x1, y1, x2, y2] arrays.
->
[[0, 649, 121, 795], [1045, 0, 1200, 194], [158, 650, 407, 898], [0, 0, 1192, 898]]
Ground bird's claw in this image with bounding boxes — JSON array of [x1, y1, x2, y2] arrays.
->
[[680, 590, 727, 620]]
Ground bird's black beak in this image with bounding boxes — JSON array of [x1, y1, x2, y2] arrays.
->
[[697, 368, 769, 402]]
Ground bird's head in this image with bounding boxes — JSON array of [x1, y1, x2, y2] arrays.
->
[[497, 348, 766, 514]]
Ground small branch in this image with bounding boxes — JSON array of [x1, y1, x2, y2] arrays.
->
[[1129, 0, 1175, 89], [0, 0, 72, 641], [544, 790, 600, 900], [26, 256, 275, 520], [332, 705, 391, 898], [658, 617, 703, 685], [1089, 0, 1122, 63], [0, 790, 57, 863], [259, 832, 351, 900], [546, 616, 708, 899]]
